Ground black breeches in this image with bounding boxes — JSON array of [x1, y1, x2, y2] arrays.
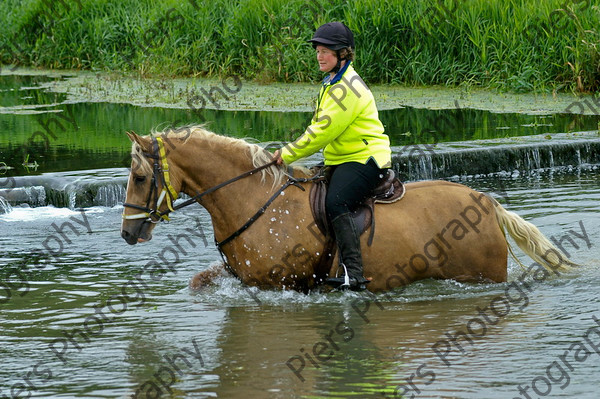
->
[[325, 159, 387, 220]]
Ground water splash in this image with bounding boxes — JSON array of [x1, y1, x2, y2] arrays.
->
[[94, 184, 126, 207], [0, 196, 12, 214], [397, 133, 600, 180]]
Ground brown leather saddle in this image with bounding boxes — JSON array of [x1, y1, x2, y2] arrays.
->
[[302, 168, 405, 281], [308, 168, 405, 283], [309, 168, 405, 246]]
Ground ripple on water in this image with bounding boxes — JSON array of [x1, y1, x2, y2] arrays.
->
[[0, 169, 598, 399]]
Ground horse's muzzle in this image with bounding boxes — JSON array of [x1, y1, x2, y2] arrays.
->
[[121, 230, 139, 245], [121, 221, 153, 245]]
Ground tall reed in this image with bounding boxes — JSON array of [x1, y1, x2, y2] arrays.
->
[[0, 0, 598, 92]]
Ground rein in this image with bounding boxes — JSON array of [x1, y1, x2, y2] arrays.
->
[[170, 158, 279, 215], [211, 172, 319, 273], [123, 136, 317, 269], [123, 136, 278, 222]]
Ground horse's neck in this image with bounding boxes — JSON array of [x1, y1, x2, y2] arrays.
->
[[177, 147, 285, 238], [173, 139, 324, 286]]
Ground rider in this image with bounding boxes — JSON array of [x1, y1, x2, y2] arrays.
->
[[273, 22, 392, 291]]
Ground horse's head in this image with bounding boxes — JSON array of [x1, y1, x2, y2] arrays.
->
[[121, 131, 180, 245]]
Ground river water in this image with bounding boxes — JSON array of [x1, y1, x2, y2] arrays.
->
[[1, 73, 599, 398]]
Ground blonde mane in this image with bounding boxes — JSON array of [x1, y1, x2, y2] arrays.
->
[[129, 124, 302, 190]]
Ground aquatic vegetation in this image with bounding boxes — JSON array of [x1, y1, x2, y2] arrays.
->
[[33, 68, 600, 115], [0, 0, 598, 92]]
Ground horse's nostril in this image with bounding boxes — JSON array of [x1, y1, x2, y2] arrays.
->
[[121, 230, 139, 245]]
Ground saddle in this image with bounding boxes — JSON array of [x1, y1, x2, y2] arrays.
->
[[308, 168, 405, 282], [309, 168, 405, 246]]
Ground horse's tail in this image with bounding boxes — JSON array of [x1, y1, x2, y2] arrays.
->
[[489, 196, 578, 274]]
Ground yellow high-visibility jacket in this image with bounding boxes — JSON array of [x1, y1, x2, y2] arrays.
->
[[281, 63, 391, 168]]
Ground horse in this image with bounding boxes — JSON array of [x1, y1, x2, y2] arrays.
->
[[120, 125, 576, 293]]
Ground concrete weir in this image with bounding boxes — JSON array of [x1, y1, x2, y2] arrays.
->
[[1, 132, 599, 209], [394, 131, 600, 181]]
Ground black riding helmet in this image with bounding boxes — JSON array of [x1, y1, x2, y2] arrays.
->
[[309, 22, 354, 73], [309, 22, 355, 51]]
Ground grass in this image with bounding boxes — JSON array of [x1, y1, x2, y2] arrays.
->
[[0, 0, 599, 92]]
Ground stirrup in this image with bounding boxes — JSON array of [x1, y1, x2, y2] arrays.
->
[[325, 264, 369, 291], [325, 264, 350, 287]]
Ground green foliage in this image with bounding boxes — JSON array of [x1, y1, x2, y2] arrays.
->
[[0, 0, 599, 92]]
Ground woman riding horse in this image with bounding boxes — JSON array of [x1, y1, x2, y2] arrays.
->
[[121, 127, 576, 293], [274, 22, 391, 291]]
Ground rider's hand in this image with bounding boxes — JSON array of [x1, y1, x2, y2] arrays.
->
[[273, 150, 284, 165]]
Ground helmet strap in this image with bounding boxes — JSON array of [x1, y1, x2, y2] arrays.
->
[[331, 49, 346, 73]]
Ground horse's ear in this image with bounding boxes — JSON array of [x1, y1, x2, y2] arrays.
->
[[126, 131, 150, 152]]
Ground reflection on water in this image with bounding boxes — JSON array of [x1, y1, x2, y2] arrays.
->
[[0, 168, 598, 398], [1, 73, 599, 398], [1, 74, 599, 177]]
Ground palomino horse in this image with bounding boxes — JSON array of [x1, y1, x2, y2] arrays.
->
[[120, 126, 575, 292]]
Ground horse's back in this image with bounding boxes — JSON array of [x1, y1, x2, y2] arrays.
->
[[363, 180, 508, 291]]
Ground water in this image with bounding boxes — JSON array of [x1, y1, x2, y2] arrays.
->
[[1, 170, 598, 398], [1, 73, 600, 398], [1, 75, 599, 177]]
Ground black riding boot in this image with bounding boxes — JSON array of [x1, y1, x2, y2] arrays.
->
[[325, 213, 370, 291]]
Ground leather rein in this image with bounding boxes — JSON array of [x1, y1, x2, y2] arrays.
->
[[122, 136, 316, 267]]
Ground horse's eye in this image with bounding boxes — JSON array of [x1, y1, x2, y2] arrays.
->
[[134, 175, 146, 183]]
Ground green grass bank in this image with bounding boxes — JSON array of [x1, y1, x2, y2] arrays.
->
[[1, 0, 599, 92]]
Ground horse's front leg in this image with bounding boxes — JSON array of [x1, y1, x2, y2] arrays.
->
[[189, 263, 227, 290]]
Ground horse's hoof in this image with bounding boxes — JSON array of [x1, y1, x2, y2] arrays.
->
[[189, 273, 208, 290]]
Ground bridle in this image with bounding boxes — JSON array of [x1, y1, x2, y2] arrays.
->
[[123, 136, 179, 223], [122, 135, 282, 224], [122, 135, 318, 271]]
